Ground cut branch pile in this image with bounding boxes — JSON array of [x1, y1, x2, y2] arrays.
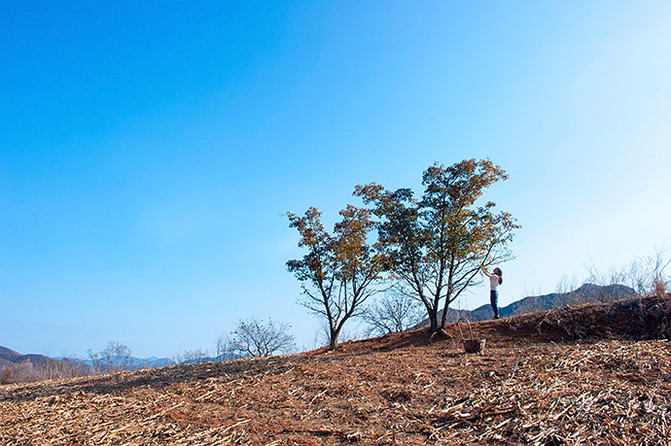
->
[[425, 341, 670, 445]]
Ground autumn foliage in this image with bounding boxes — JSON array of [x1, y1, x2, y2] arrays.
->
[[288, 159, 519, 346], [287, 206, 384, 349], [356, 159, 519, 332]]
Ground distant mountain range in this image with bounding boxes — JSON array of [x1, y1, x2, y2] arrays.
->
[[426, 283, 636, 325], [1, 345, 242, 384], [67, 354, 239, 370], [65, 356, 175, 370], [0, 346, 174, 372]]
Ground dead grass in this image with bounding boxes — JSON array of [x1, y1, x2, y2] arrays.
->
[[0, 358, 89, 385], [1, 295, 670, 445]]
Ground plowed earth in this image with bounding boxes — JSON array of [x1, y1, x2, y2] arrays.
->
[[1, 295, 670, 445]]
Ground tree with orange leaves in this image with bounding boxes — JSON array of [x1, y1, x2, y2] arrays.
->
[[355, 159, 519, 333], [287, 205, 384, 349]]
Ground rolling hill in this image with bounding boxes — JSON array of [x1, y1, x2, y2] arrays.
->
[[1, 293, 669, 445]]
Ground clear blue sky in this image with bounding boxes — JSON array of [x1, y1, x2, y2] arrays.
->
[[2, 1, 670, 358]]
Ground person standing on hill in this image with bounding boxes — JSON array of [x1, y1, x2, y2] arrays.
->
[[482, 267, 503, 319]]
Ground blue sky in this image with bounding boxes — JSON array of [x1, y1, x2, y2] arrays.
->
[[2, 1, 670, 358]]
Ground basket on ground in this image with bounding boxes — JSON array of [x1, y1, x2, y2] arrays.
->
[[457, 318, 486, 353]]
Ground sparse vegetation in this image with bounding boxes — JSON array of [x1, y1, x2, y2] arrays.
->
[[224, 317, 296, 358], [361, 288, 424, 335], [509, 249, 671, 318], [587, 247, 671, 298], [171, 349, 210, 365], [87, 341, 133, 374], [0, 358, 88, 385]]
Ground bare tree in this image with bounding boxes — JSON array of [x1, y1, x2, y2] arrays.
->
[[362, 289, 424, 336], [227, 318, 296, 358], [312, 319, 363, 348], [215, 334, 230, 361], [88, 341, 133, 374], [172, 349, 210, 365]]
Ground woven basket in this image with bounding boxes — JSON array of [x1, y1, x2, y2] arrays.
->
[[458, 318, 486, 354], [463, 338, 486, 353]]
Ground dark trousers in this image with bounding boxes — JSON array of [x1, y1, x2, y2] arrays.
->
[[490, 290, 499, 319]]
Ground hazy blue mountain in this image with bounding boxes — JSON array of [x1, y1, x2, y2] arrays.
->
[[142, 356, 174, 368], [66, 356, 175, 370], [45, 353, 243, 373]]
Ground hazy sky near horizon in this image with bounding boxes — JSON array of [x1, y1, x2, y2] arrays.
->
[[2, 1, 670, 358]]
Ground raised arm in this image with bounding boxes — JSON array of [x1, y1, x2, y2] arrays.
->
[[480, 265, 493, 278]]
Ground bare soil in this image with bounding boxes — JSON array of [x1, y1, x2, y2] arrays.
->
[[1, 295, 670, 445]]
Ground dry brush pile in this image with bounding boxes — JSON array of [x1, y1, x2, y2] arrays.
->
[[1, 295, 670, 445]]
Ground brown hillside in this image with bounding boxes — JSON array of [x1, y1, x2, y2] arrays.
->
[[1, 295, 670, 445]]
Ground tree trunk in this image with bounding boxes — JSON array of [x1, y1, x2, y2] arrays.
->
[[329, 327, 340, 350], [329, 324, 342, 350], [440, 290, 452, 329], [440, 302, 450, 329], [428, 308, 439, 333]]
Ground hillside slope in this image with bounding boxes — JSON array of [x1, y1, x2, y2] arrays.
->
[[1, 295, 669, 445]]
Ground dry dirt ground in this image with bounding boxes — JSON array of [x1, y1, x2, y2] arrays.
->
[[1, 295, 670, 446]]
